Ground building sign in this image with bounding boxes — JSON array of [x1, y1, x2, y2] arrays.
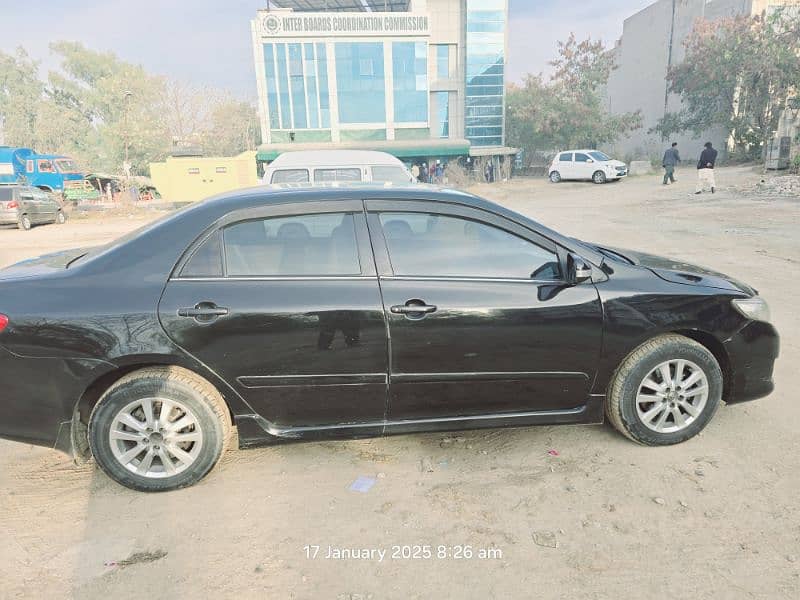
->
[[258, 11, 430, 38]]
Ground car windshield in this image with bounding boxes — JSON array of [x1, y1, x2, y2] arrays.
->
[[589, 151, 611, 161], [55, 159, 80, 173]]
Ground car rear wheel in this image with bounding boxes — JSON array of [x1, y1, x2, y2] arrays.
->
[[18, 214, 31, 230], [592, 170, 607, 184], [549, 171, 561, 183], [55, 211, 66, 224], [605, 334, 722, 445], [89, 366, 231, 492]]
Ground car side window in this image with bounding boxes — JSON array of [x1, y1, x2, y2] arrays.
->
[[222, 212, 361, 277], [38, 160, 54, 173], [558, 152, 572, 162], [379, 212, 561, 280], [181, 230, 223, 277], [314, 168, 362, 183], [271, 169, 309, 184], [575, 153, 590, 162]]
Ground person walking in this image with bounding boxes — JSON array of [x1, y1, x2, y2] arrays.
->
[[420, 163, 428, 183], [695, 141, 718, 194], [662, 142, 680, 185], [434, 160, 444, 184]]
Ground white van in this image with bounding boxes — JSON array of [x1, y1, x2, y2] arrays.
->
[[263, 150, 415, 186]]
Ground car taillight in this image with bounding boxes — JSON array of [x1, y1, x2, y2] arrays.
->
[[0, 314, 8, 333], [6, 201, 18, 209]]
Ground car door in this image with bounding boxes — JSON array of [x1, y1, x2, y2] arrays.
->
[[573, 153, 593, 180], [158, 200, 389, 431], [18, 189, 37, 222], [557, 152, 574, 179], [365, 200, 603, 421], [32, 189, 56, 222]]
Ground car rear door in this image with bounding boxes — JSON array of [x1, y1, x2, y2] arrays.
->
[[557, 152, 574, 179], [365, 199, 603, 422], [18, 189, 37, 222], [158, 200, 389, 432]]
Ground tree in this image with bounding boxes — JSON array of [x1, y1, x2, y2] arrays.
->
[[506, 34, 641, 165], [654, 9, 800, 159]]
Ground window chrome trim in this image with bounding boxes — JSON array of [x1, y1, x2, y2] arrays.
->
[[170, 275, 375, 282], [380, 275, 563, 285]]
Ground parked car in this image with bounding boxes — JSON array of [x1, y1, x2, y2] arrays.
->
[[0, 185, 778, 491], [549, 150, 628, 184], [263, 150, 415, 186], [0, 185, 67, 230]]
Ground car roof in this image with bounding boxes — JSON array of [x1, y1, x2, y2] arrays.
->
[[266, 150, 406, 169]]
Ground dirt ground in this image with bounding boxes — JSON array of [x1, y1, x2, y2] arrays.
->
[[1, 166, 798, 599]]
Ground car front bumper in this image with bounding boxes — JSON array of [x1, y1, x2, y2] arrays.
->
[[723, 320, 780, 404]]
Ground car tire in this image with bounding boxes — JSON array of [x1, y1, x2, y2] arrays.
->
[[592, 170, 607, 184], [89, 366, 232, 492], [605, 334, 722, 446], [18, 214, 31, 230], [55, 211, 66, 224], [549, 171, 561, 183]]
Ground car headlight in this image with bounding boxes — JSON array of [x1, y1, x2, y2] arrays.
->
[[732, 297, 771, 323]]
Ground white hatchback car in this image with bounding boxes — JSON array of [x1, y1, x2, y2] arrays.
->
[[548, 150, 627, 184]]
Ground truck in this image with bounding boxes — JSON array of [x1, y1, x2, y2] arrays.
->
[[0, 146, 92, 198]]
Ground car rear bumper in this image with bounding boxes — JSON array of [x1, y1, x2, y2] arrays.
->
[[0, 209, 19, 224], [723, 321, 780, 404], [0, 345, 105, 453]]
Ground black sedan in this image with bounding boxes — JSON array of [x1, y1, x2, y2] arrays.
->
[[0, 186, 779, 491]]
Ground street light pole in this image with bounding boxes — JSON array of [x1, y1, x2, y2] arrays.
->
[[122, 90, 133, 202]]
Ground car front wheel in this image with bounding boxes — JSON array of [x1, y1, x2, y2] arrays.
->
[[89, 366, 231, 492], [592, 170, 607, 184], [605, 334, 722, 445], [56, 211, 66, 224]]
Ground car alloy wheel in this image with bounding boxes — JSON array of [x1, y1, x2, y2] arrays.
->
[[108, 396, 204, 478], [19, 215, 31, 230], [56, 211, 66, 224], [593, 171, 607, 184], [549, 171, 561, 183], [635, 359, 709, 433]]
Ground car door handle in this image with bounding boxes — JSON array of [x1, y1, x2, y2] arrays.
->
[[177, 304, 229, 318], [390, 302, 437, 315]]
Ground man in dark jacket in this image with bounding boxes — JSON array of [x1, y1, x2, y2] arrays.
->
[[695, 141, 718, 194], [662, 142, 680, 185]]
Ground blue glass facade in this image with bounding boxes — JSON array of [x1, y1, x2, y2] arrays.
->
[[263, 42, 330, 131], [465, 0, 506, 146], [335, 42, 386, 124], [392, 41, 428, 123]]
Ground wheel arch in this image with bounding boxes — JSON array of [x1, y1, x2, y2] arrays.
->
[[670, 328, 732, 402], [71, 356, 244, 460]]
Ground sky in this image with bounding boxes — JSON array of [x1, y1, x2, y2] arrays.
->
[[0, 0, 656, 98]]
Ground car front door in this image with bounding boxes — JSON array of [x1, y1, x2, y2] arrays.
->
[[365, 200, 603, 422], [574, 153, 593, 180], [158, 201, 389, 432], [32, 189, 56, 222]]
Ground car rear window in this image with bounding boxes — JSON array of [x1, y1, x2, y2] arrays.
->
[[558, 152, 572, 162], [0, 188, 14, 201]]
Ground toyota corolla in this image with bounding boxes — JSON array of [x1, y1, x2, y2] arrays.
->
[[0, 186, 778, 491]]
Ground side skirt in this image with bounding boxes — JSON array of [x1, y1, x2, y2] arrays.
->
[[235, 396, 605, 449]]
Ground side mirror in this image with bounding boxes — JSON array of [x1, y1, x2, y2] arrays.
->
[[586, 158, 594, 163], [568, 253, 592, 285]]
